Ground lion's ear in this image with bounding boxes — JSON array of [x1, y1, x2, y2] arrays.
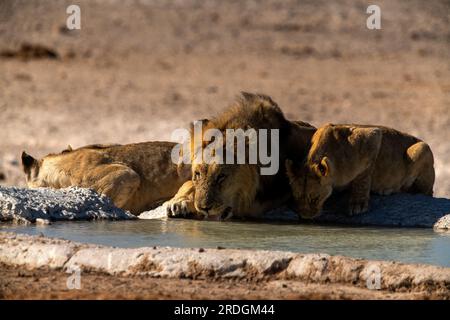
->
[[315, 157, 331, 177], [21, 151, 37, 174], [61, 145, 73, 154], [241, 91, 257, 101]]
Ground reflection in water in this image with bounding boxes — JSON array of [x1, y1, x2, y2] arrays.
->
[[1, 219, 449, 267]]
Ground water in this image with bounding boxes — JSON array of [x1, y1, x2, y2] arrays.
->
[[1, 219, 449, 267]]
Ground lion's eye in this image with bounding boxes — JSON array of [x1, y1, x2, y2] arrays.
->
[[309, 196, 319, 206], [217, 173, 226, 184]]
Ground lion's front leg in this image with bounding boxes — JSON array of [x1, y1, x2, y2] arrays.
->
[[165, 180, 200, 218], [87, 164, 141, 211], [346, 127, 381, 216], [348, 169, 373, 216]]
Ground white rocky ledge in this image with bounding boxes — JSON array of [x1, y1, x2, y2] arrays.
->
[[141, 194, 450, 230], [1, 186, 449, 230], [0, 186, 135, 223], [0, 232, 448, 295], [316, 193, 450, 230]]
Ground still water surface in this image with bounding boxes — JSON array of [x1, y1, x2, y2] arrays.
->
[[1, 219, 449, 267]]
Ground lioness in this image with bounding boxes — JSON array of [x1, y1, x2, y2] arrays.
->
[[21, 142, 191, 214], [166, 92, 316, 220], [286, 124, 435, 219]]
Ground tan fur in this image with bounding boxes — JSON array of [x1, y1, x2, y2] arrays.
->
[[286, 124, 435, 219], [21, 142, 191, 215], [166, 92, 316, 220]]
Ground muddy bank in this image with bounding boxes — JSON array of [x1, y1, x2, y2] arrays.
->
[[0, 232, 448, 299], [0, 262, 441, 300]]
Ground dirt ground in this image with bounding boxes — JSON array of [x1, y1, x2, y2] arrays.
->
[[0, 0, 449, 196], [1, 263, 445, 300]]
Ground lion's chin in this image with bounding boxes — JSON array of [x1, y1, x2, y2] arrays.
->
[[205, 207, 233, 221]]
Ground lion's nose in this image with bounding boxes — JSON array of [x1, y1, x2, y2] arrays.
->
[[298, 208, 319, 219], [199, 205, 212, 213]]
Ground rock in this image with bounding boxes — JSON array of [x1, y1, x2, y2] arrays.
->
[[1, 232, 449, 295], [0, 186, 136, 223], [0, 232, 77, 269], [434, 214, 450, 232], [315, 193, 450, 228], [4, 185, 445, 229], [285, 253, 450, 292], [36, 218, 51, 225], [138, 204, 168, 220], [263, 193, 450, 229], [0, 171, 5, 181], [0, 43, 59, 60]]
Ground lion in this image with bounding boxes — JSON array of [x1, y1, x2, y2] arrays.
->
[[285, 124, 435, 219], [21, 142, 191, 215], [165, 92, 316, 220]]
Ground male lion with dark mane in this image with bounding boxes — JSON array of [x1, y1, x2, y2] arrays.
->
[[21, 142, 191, 214], [166, 92, 316, 220]]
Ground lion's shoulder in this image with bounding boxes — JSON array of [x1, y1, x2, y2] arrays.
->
[[309, 124, 382, 161]]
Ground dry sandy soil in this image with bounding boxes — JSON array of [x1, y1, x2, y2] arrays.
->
[[0, 0, 449, 197], [0, 263, 444, 300]]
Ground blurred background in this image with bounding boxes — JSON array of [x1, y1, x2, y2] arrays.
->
[[0, 0, 449, 196]]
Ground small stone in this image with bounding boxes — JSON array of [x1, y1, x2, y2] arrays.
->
[[434, 214, 450, 231], [36, 218, 52, 225], [217, 246, 225, 250], [198, 248, 205, 253]]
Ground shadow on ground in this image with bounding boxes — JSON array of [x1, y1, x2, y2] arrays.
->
[[264, 193, 450, 229]]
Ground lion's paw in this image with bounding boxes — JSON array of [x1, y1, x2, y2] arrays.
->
[[347, 197, 369, 216], [166, 198, 194, 218]]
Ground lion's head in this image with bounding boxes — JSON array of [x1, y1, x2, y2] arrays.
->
[[21, 145, 76, 188], [185, 92, 294, 219], [191, 161, 260, 219], [285, 157, 333, 219]]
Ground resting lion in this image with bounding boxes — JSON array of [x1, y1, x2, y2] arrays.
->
[[165, 92, 316, 220], [286, 124, 435, 219], [21, 142, 191, 214]]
